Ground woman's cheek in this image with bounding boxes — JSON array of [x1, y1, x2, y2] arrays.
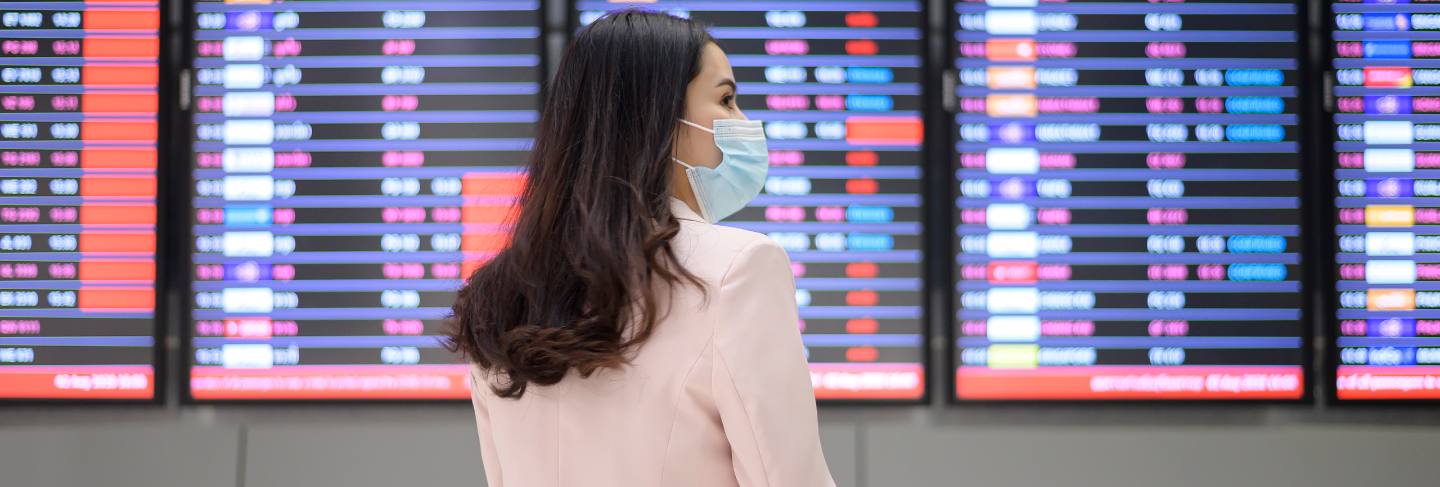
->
[[707, 144, 723, 166]]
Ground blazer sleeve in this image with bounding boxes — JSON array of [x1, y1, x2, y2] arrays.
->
[[469, 368, 504, 487], [711, 239, 836, 487]]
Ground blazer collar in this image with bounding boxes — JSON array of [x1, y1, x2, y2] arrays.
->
[[668, 196, 706, 223]]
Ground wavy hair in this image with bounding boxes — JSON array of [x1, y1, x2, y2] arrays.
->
[[446, 11, 712, 398]]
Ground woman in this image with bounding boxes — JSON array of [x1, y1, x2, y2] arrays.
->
[[447, 10, 836, 487]]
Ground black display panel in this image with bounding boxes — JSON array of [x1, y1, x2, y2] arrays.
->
[[950, 0, 1307, 400], [188, 0, 541, 400], [1329, 0, 1440, 401], [0, 0, 159, 400], [576, 0, 927, 400]]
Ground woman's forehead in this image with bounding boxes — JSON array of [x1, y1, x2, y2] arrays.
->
[[696, 43, 733, 79]]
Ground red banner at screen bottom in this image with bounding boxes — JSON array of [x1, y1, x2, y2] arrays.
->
[[810, 363, 925, 400], [0, 366, 153, 399], [1337, 366, 1440, 400], [956, 366, 1305, 400], [190, 364, 472, 400], [190, 363, 929, 401]]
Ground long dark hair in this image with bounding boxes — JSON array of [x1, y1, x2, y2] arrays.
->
[[446, 10, 713, 398]]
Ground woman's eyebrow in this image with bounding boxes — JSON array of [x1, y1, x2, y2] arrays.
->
[[716, 79, 736, 91]]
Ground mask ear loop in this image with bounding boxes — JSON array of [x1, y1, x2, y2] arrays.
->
[[673, 118, 721, 169], [672, 118, 710, 169], [678, 118, 715, 134]]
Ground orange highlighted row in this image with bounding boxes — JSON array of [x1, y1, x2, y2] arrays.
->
[[461, 173, 525, 196], [461, 204, 519, 225], [80, 204, 156, 225], [456, 228, 509, 278], [81, 121, 157, 141], [84, 93, 158, 113], [80, 232, 154, 252], [82, 37, 158, 58], [79, 260, 154, 281], [84, 66, 159, 86], [78, 288, 153, 311], [80, 176, 155, 197], [83, 148, 157, 169], [462, 233, 510, 253], [845, 116, 922, 145], [84, 9, 160, 31]]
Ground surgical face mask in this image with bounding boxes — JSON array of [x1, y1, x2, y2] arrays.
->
[[673, 118, 768, 223]]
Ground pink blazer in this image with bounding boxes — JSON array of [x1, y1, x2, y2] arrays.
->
[[468, 197, 835, 487]]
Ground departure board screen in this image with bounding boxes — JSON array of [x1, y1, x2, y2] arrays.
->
[[951, 0, 1306, 400], [188, 0, 541, 400], [0, 1, 159, 400], [1331, 0, 1440, 401], [577, 0, 927, 401]]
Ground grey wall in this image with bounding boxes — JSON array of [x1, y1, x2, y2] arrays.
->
[[3, 405, 1439, 487]]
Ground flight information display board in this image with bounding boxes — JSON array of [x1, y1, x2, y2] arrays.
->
[[1331, 0, 1440, 401], [951, 0, 1307, 400], [0, 0, 159, 400], [188, 0, 541, 400], [576, 0, 927, 400]]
